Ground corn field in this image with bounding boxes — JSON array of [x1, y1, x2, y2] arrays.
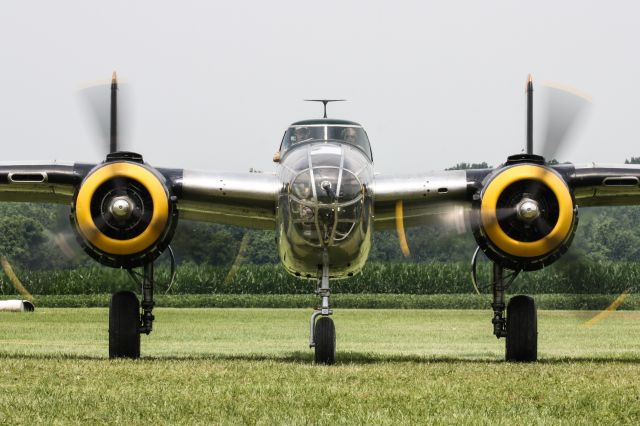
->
[[1, 261, 639, 295]]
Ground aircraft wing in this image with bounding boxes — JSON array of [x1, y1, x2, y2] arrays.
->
[[6, 160, 640, 232], [372, 169, 478, 231], [174, 168, 279, 229], [0, 162, 280, 230], [372, 163, 640, 231], [570, 163, 640, 207], [0, 163, 81, 204]]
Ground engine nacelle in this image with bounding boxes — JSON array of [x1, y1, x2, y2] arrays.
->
[[471, 161, 577, 271], [70, 155, 178, 268]]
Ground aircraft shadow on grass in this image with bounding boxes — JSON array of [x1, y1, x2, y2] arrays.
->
[[2, 351, 640, 365]]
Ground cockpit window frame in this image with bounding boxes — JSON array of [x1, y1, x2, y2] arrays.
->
[[279, 124, 373, 162]]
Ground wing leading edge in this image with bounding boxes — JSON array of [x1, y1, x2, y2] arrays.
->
[[373, 162, 640, 233], [175, 169, 280, 229], [372, 169, 476, 231], [0, 163, 280, 230], [570, 163, 640, 207]]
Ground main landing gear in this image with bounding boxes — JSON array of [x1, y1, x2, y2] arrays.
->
[[309, 250, 336, 365], [109, 262, 156, 359], [491, 263, 538, 362]]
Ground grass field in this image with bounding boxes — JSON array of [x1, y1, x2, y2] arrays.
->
[[1, 308, 640, 424], [5, 293, 640, 310]]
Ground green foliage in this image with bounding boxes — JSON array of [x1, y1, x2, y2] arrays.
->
[[170, 222, 242, 265], [571, 207, 640, 262], [445, 161, 491, 170], [243, 230, 280, 264], [2, 261, 639, 296], [0, 203, 78, 269]]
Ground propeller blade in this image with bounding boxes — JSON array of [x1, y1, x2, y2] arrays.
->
[[395, 200, 411, 257], [44, 229, 83, 261], [539, 82, 592, 161], [394, 201, 471, 258], [78, 73, 134, 156], [581, 290, 630, 328], [495, 207, 517, 222], [0, 255, 33, 302], [110, 71, 118, 153]]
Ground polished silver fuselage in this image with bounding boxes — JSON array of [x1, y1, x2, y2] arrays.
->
[[276, 141, 374, 279]]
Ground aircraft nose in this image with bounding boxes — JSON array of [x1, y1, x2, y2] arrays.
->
[[291, 168, 361, 205]]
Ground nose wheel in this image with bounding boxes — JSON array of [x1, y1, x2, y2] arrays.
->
[[313, 316, 336, 364]]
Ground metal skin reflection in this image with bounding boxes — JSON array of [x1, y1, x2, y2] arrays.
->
[[276, 137, 374, 279]]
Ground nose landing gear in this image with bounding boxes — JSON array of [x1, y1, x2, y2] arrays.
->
[[309, 250, 336, 365]]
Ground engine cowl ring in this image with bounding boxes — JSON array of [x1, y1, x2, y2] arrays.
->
[[71, 161, 178, 268], [471, 164, 577, 271]]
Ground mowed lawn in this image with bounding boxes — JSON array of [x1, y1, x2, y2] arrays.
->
[[1, 308, 640, 424]]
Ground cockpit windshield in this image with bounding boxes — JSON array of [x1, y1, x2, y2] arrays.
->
[[281, 125, 372, 160]]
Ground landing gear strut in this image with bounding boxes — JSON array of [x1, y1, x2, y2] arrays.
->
[[109, 262, 156, 359], [490, 263, 537, 362], [491, 263, 507, 338], [309, 250, 336, 365], [139, 262, 155, 335]]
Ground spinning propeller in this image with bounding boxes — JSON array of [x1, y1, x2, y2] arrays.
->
[[472, 76, 591, 272], [65, 73, 179, 269], [395, 75, 591, 268], [79, 72, 135, 156]]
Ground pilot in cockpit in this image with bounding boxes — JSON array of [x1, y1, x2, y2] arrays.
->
[[293, 127, 311, 144], [341, 127, 358, 144]]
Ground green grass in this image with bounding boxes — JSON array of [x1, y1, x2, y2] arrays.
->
[[1, 308, 640, 424], [4, 293, 640, 310]]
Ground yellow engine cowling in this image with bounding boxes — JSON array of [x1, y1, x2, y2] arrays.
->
[[471, 163, 578, 271], [71, 160, 178, 268]]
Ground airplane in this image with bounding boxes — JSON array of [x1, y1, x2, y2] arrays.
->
[[1, 72, 638, 364]]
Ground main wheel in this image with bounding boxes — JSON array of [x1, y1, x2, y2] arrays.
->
[[314, 316, 336, 365], [109, 291, 141, 359], [505, 295, 537, 362]]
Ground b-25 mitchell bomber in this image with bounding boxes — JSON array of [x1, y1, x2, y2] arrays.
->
[[1, 74, 637, 364]]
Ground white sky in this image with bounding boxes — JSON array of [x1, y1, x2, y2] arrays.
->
[[0, 1, 639, 174]]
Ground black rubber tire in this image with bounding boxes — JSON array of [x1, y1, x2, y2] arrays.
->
[[109, 291, 141, 359], [505, 295, 537, 362], [314, 316, 336, 365]]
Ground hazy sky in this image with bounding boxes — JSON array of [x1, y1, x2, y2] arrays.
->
[[1, 1, 639, 174]]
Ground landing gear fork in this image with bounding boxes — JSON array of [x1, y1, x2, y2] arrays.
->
[[309, 249, 332, 347]]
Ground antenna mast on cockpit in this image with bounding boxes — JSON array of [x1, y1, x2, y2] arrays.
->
[[304, 99, 346, 118]]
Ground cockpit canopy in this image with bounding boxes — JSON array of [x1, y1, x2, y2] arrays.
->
[[280, 119, 372, 160]]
